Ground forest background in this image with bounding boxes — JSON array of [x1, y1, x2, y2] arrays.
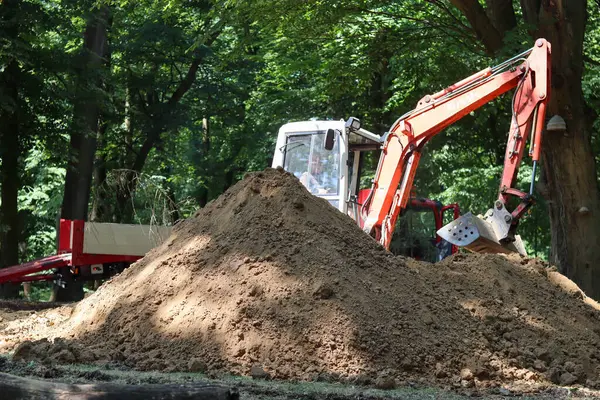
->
[[1, 0, 599, 298]]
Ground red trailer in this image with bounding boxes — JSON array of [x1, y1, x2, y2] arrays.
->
[[0, 219, 172, 285]]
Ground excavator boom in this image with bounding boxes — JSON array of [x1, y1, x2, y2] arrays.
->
[[361, 39, 551, 254]]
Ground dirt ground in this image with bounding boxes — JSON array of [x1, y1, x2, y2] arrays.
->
[[2, 168, 600, 398]]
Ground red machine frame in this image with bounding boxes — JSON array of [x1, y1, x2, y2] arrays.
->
[[357, 189, 461, 256], [409, 198, 461, 253], [0, 219, 145, 285]]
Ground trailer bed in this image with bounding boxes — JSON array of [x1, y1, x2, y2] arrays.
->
[[0, 219, 172, 285]]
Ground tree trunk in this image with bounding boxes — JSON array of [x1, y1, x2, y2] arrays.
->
[[0, 0, 23, 299], [62, 7, 110, 221], [153, 134, 180, 224], [0, 0, 22, 299], [529, 2, 600, 300], [0, 372, 238, 400], [57, 6, 110, 302], [90, 122, 109, 291], [0, 60, 21, 299], [166, 181, 180, 223], [115, 170, 137, 224], [223, 168, 239, 193], [90, 122, 109, 222], [114, 122, 160, 223], [196, 117, 211, 207], [370, 56, 392, 134]]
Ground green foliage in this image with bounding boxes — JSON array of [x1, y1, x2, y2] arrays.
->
[[584, 1, 600, 168], [415, 144, 550, 259], [6, 0, 600, 294], [22, 281, 54, 302], [0, 0, 71, 265], [19, 145, 66, 260]]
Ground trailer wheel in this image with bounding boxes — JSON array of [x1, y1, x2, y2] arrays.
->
[[51, 267, 84, 302], [103, 262, 129, 278]]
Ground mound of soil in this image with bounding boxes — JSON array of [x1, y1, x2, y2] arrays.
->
[[7, 167, 600, 391]]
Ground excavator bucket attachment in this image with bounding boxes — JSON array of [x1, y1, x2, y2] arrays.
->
[[437, 212, 527, 256]]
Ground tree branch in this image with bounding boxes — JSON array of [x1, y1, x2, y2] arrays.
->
[[135, 89, 151, 118], [343, 6, 475, 41], [168, 28, 222, 106], [448, 0, 504, 55], [132, 26, 224, 175], [168, 58, 202, 106], [51, 72, 70, 92], [427, 0, 474, 33]]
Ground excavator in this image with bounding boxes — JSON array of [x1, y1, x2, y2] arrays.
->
[[272, 38, 551, 257], [272, 117, 461, 262]]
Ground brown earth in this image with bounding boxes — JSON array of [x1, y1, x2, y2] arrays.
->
[[3, 167, 600, 393]]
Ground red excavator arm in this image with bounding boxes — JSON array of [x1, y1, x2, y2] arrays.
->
[[360, 39, 551, 253]]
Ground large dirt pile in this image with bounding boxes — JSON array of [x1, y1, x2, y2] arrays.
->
[[9, 168, 600, 390]]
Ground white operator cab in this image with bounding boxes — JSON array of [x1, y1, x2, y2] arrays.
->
[[271, 117, 382, 219]]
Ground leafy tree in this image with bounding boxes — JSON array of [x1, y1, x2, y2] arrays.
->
[[0, 0, 70, 298], [243, 0, 600, 298], [2, 0, 599, 301]]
